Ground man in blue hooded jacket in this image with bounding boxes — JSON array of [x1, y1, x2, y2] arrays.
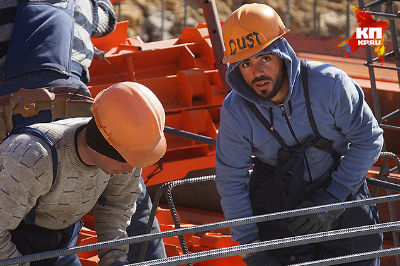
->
[[216, 4, 383, 266]]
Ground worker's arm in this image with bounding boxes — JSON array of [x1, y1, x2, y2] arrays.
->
[[92, 168, 142, 265], [215, 102, 259, 245], [288, 71, 383, 236], [326, 71, 383, 201]]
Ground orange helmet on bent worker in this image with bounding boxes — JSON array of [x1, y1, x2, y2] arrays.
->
[[222, 3, 289, 64], [92, 81, 167, 168]]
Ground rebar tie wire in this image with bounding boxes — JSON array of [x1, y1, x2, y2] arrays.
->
[[2, 193, 400, 266]]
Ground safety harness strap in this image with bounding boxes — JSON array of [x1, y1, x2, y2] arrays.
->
[[245, 100, 289, 149], [300, 60, 341, 161], [300, 60, 319, 137]]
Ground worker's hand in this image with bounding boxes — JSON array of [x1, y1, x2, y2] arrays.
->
[[288, 190, 345, 236], [99, 249, 128, 266], [242, 251, 281, 266]]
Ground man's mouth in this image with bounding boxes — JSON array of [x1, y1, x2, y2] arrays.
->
[[253, 81, 271, 95], [254, 80, 270, 88]]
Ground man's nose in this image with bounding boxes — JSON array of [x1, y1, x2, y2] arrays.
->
[[254, 60, 265, 74]]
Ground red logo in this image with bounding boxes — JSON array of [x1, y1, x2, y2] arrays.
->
[[338, 6, 389, 64]]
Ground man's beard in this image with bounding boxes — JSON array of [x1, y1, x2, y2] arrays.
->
[[250, 61, 287, 100]]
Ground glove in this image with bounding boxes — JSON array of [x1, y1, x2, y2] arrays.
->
[[242, 251, 281, 266], [288, 190, 345, 236], [100, 249, 128, 266]]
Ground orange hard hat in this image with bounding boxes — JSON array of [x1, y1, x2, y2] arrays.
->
[[93, 82, 166, 168], [222, 3, 289, 64]]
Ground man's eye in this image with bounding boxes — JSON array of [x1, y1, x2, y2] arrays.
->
[[261, 56, 271, 62], [240, 62, 250, 68]]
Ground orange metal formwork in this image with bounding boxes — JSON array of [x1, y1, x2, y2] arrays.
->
[[77, 207, 245, 266], [77, 228, 99, 266]]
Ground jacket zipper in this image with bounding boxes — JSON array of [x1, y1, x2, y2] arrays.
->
[[279, 104, 313, 183]]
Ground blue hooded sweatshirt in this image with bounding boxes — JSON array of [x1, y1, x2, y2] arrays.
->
[[215, 38, 383, 245]]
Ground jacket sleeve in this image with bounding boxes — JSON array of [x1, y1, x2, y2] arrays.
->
[[0, 135, 53, 263], [215, 103, 259, 245], [91, 0, 116, 38], [326, 72, 383, 201], [92, 168, 142, 263]]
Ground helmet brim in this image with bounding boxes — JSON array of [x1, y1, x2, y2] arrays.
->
[[119, 134, 167, 168]]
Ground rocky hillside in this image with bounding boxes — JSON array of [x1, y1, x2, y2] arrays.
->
[[112, 0, 398, 42]]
